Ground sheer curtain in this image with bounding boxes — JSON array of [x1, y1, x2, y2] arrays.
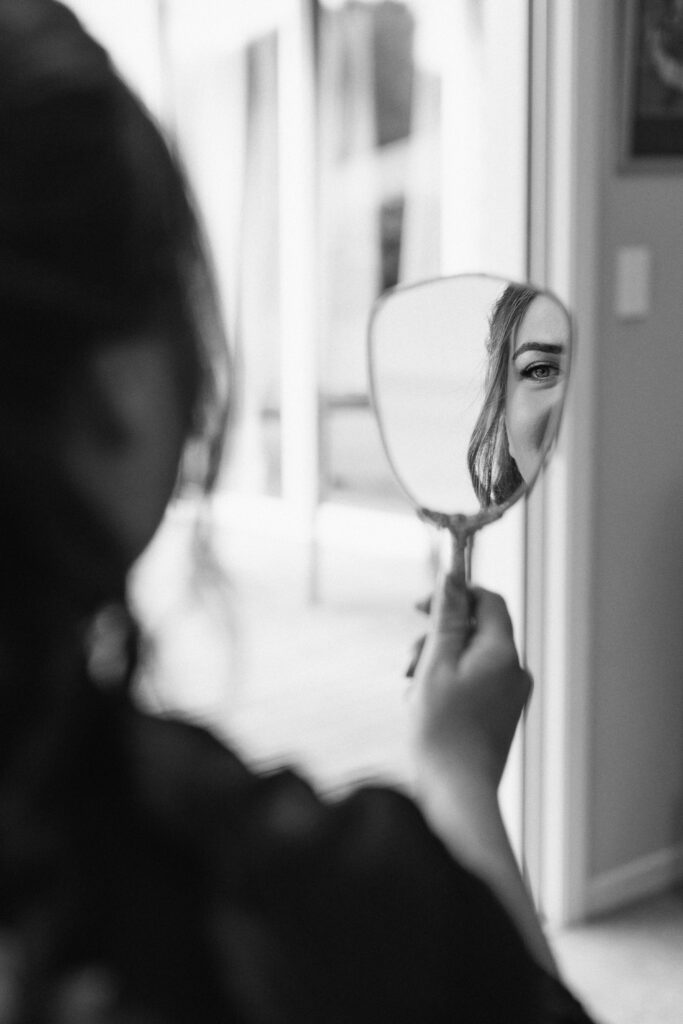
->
[[398, 3, 443, 283], [165, 8, 282, 496], [318, 3, 379, 400], [316, 1, 434, 508], [232, 35, 281, 495]]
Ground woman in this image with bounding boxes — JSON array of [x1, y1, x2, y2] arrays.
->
[[0, 2, 592, 1020], [468, 284, 568, 508]]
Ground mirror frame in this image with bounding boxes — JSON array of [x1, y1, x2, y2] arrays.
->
[[367, 272, 573, 536]]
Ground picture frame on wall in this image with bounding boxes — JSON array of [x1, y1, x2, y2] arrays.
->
[[621, 0, 683, 170]]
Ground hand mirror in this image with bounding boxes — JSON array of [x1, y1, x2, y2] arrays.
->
[[368, 274, 571, 583]]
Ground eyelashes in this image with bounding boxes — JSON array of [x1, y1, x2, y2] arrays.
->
[[518, 361, 562, 384]]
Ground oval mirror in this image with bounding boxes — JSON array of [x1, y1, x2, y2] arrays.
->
[[368, 274, 571, 548]]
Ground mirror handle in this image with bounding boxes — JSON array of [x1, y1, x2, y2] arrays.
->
[[448, 517, 473, 589], [446, 526, 476, 642], [405, 528, 474, 679]]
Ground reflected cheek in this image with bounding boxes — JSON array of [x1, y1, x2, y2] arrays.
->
[[527, 405, 552, 451], [506, 394, 556, 481]]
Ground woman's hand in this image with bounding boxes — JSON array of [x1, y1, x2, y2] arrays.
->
[[411, 576, 557, 975], [413, 577, 531, 790]]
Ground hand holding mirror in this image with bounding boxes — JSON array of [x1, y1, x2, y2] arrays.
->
[[368, 274, 571, 586]]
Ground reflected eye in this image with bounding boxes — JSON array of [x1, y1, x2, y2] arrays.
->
[[519, 361, 561, 384]]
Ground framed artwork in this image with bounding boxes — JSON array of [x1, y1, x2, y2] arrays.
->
[[621, 0, 683, 170]]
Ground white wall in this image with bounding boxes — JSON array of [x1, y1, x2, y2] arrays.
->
[[559, 0, 683, 918], [587, 0, 683, 909]]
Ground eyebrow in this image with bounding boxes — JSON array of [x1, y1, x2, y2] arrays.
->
[[512, 342, 565, 362]]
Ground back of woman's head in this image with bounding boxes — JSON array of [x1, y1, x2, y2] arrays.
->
[[0, 0, 227, 626], [0, 0, 229, 755], [0, 12, 236, 1019]]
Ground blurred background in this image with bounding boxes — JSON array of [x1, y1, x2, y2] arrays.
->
[[66, 0, 530, 791], [59, 4, 683, 1021]]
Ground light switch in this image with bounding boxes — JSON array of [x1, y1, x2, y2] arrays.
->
[[615, 245, 652, 320]]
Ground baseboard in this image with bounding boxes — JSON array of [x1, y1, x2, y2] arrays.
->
[[585, 842, 683, 917]]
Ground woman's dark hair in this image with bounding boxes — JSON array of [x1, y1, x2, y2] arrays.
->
[[0, 0, 229, 649], [0, 0, 231, 852], [466, 283, 537, 507], [0, 1, 233, 1014]]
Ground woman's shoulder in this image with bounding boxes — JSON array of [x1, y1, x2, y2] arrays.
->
[[125, 708, 548, 1022], [125, 705, 469, 885], [2, 706, 593, 1022]]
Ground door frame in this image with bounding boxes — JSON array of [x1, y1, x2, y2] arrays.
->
[[524, 0, 602, 927]]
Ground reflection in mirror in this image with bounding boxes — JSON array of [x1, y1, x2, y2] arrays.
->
[[368, 274, 571, 536]]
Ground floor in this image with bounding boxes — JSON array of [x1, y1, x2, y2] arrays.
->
[[132, 513, 683, 1024], [551, 888, 683, 1024]]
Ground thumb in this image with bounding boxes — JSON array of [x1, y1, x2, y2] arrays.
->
[[427, 569, 474, 660], [459, 588, 521, 671]]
